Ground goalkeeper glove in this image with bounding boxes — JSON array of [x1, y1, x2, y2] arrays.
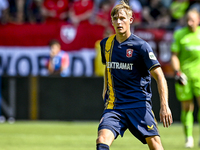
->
[[175, 71, 187, 85]]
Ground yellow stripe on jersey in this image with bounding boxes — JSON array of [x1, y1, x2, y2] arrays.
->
[[149, 63, 160, 71], [105, 34, 116, 109]]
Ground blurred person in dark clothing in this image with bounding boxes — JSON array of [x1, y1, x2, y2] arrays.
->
[[0, 0, 9, 24], [8, 0, 25, 23], [8, 0, 43, 24], [26, 0, 44, 23], [142, 0, 171, 28]]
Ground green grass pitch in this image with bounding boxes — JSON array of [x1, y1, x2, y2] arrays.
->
[[0, 121, 199, 150]]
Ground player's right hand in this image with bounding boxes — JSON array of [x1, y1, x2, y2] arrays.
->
[[175, 71, 187, 85], [160, 105, 173, 128]]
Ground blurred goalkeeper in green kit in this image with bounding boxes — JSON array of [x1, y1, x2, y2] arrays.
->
[[171, 9, 200, 148]]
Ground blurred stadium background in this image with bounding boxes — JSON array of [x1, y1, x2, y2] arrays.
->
[[0, 0, 200, 149]]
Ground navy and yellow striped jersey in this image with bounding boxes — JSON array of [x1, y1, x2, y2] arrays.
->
[[100, 34, 160, 110]]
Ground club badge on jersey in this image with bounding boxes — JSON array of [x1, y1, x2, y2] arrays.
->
[[126, 49, 133, 58]]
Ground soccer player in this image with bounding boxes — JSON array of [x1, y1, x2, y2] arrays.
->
[[171, 9, 200, 148], [47, 39, 69, 76], [96, 1, 173, 150]]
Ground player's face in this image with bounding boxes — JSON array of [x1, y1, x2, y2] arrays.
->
[[50, 44, 60, 57], [111, 9, 133, 35], [187, 12, 200, 32]]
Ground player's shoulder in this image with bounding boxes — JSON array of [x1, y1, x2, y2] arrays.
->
[[60, 50, 67, 54], [173, 27, 189, 38], [100, 34, 116, 43], [100, 37, 109, 45], [100, 35, 116, 48], [59, 50, 68, 57], [197, 26, 200, 33], [100, 37, 109, 51], [128, 34, 151, 52], [129, 34, 147, 46]]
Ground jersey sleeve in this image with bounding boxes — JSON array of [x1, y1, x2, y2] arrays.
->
[[100, 38, 107, 65], [171, 30, 181, 53], [140, 42, 160, 71]]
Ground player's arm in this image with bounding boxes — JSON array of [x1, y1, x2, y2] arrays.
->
[[100, 39, 107, 100], [171, 52, 187, 85], [150, 66, 173, 127], [48, 58, 54, 73], [170, 30, 187, 85], [102, 66, 107, 99], [171, 52, 180, 72]]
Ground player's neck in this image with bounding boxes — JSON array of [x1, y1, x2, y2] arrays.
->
[[116, 31, 131, 43], [188, 26, 198, 32], [191, 28, 197, 32]]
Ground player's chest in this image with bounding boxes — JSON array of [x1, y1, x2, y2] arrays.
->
[[110, 44, 140, 63], [180, 33, 200, 50]]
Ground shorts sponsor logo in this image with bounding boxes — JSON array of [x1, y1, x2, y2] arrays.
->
[[147, 125, 154, 130]]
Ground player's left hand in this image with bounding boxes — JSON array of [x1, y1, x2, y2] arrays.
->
[[175, 71, 187, 86], [159, 106, 173, 128]]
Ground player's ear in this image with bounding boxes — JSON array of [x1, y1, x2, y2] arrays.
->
[[130, 17, 133, 24]]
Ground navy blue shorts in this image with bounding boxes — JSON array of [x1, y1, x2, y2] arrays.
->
[[98, 107, 159, 144]]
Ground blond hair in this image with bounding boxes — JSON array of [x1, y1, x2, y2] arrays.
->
[[111, 0, 132, 19], [187, 8, 200, 18]]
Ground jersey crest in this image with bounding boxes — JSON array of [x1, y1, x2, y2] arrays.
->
[[126, 49, 133, 58]]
